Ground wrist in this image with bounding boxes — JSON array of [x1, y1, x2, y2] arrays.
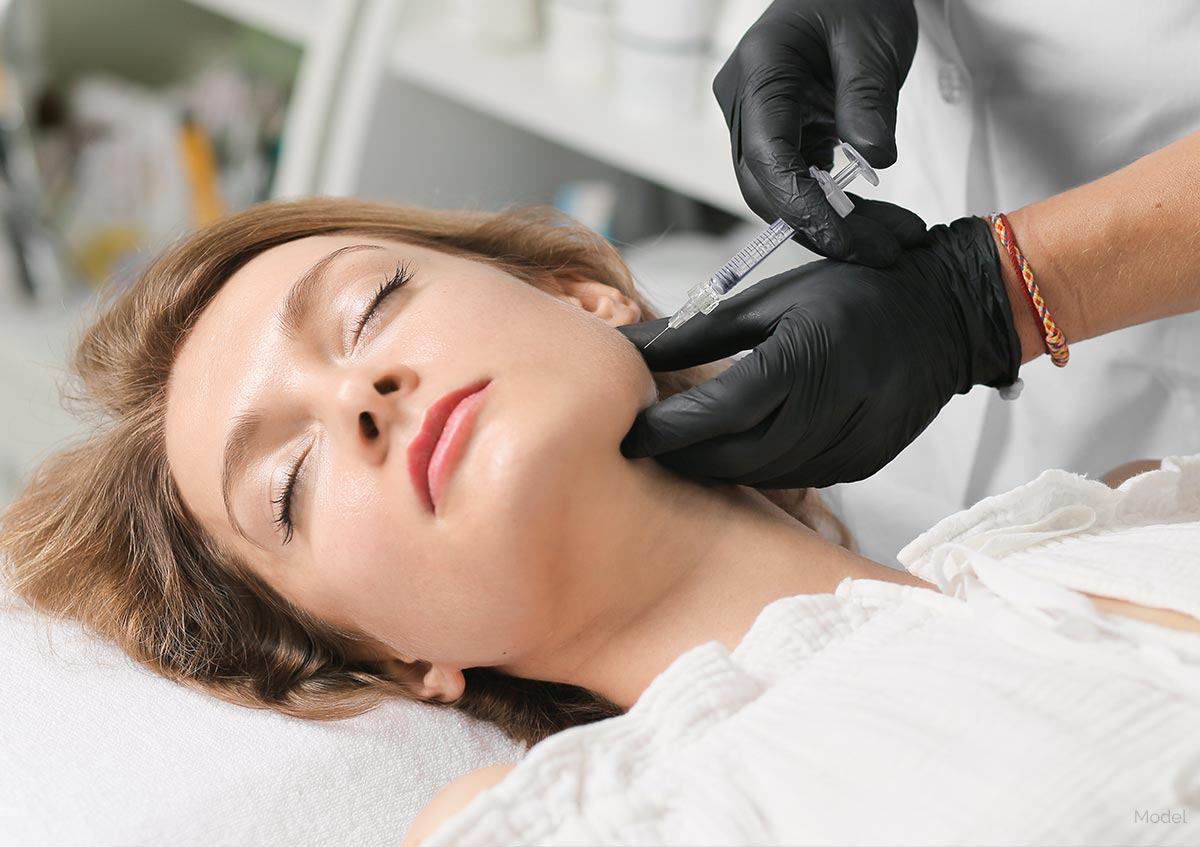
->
[[932, 217, 1023, 392], [988, 219, 1045, 364]]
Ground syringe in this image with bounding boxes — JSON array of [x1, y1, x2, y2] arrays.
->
[[643, 142, 879, 350]]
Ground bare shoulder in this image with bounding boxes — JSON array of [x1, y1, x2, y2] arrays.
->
[[401, 764, 518, 847], [1089, 458, 1200, 635], [1100, 458, 1162, 488]]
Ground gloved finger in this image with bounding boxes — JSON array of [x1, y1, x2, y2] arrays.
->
[[617, 263, 809, 370], [844, 195, 928, 248], [616, 305, 767, 373], [798, 116, 837, 174], [620, 332, 792, 458], [735, 156, 872, 265], [829, 21, 918, 168], [752, 443, 868, 489], [736, 158, 917, 267], [729, 74, 862, 263], [730, 156, 784, 230], [616, 318, 670, 351], [649, 411, 786, 486], [803, 193, 930, 266], [835, 212, 904, 267], [743, 150, 859, 263], [734, 159, 913, 266]]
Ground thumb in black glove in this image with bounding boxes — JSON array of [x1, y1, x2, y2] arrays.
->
[[617, 217, 1021, 490], [714, 0, 924, 266]]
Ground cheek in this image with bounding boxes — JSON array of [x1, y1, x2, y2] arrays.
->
[[294, 450, 535, 660], [601, 321, 658, 411], [560, 315, 657, 437], [290, 461, 423, 623], [317, 455, 396, 553]]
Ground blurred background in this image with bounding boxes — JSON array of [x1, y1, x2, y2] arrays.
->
[[0, 0, 825, 508]]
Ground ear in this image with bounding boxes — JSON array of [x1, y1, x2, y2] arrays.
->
[[380, 655, 467, 703], [557, 276, 642, 327]]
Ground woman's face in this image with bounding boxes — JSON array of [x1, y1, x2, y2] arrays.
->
[[165, 234, 655, 685]]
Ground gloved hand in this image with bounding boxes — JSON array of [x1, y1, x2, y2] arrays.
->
[[713, 0, 923, 266], [618, 217, 1021, 489]]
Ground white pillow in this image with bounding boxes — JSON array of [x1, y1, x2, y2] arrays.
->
[[0, 584, 526, 846]]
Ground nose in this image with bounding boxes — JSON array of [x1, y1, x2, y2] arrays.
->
[[334, 365, 416, 462]]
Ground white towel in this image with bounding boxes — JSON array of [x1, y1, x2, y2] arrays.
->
[[0, 585, 526, 846]]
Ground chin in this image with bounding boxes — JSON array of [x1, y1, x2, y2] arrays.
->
[[466, 413, 600, 536]]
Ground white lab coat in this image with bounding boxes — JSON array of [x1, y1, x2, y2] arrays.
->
[[827, 0, 1200, 565]]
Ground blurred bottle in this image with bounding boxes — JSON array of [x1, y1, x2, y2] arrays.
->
[[612, 0, 721, 122], [448, 0, 540, 49], [545, 0, 610, 89], [710, 0, 771, 79]]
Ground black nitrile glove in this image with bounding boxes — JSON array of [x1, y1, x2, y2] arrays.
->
[[714, 0, 924, 266], [618, 217, 1021, 489]]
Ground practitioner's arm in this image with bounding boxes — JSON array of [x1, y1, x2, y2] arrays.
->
[[996, 129, 1200, 362], [618, 130, 1200, 491]]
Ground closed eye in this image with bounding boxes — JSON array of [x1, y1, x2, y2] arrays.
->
[[352, 261, 415, 347], [271, 441, 312, 545]]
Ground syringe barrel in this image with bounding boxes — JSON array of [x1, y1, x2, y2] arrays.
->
[[710, 218, 795, 294]]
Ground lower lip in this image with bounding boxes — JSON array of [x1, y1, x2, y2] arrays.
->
[[426, 382, 491, 513]]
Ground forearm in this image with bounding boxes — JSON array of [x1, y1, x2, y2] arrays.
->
[[991, 129, 1200, 363]]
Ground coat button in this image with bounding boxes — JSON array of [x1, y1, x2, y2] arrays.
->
[[938, 63, 968, 103]]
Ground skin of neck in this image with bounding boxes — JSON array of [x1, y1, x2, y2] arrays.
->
[[493, 456, 926, 711]]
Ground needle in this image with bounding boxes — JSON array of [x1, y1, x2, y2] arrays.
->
[[643, 326, 669, 350]]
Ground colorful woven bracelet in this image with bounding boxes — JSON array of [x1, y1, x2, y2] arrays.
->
[[989, 212, 1070, 367]]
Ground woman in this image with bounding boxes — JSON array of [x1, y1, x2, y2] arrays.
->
[[3, 199, 1197, 845], [0, 198, 858, 742]]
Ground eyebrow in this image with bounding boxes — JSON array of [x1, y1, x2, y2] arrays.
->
[[222, 410, 268, 548], [279, 243, 385, 342], [220, 242, 385, 547]]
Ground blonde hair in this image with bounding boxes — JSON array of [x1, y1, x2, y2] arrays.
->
[[0, 198, 851, 747]]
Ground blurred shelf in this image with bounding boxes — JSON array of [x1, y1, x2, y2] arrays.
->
[[181, 0, 330, 45], [389, 17, 755, 223], [177, 0, 362, 196]]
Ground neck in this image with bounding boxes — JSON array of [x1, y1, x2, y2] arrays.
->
[[499, 457, 925, 710]]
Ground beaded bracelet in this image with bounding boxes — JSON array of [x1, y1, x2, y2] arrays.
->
[[989, 212, 1070, 368]]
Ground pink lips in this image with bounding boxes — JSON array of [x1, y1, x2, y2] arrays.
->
[[407, 379, 491, 514]]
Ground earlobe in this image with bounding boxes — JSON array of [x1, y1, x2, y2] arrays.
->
[[558, 277, 642, 326], [377, 656, 466, 703], [419, 663, 467, 703]]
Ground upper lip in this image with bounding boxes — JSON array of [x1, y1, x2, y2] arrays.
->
[[407, 378, 491, 511]]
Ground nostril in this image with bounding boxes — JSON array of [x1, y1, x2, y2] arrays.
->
[[359, 411, 379, 439], [373, 377, 399, 395]]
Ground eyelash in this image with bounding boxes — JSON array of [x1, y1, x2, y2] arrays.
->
[[271, 461, 302, 545], [352, 261, 416, 344], [272, 261, 415, 545]]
